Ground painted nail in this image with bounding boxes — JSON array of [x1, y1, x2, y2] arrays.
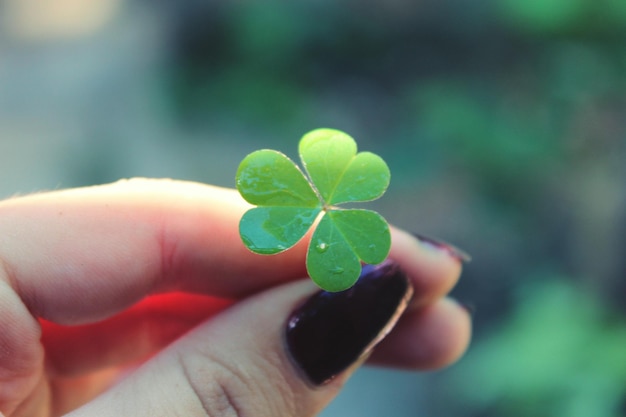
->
[[285, 260, 413, 386], [411, 232, 472, 263]]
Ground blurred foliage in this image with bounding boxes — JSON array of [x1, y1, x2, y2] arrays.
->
[[407, 81, 562, 203], [161, 1, 626, 415], [498, 0, 626, 34], [1, 1, 624, 415], [166, 0, 626, 187], [449, 276, 626, 417]]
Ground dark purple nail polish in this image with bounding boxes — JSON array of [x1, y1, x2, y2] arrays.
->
[[285, 260, 413, 386], [411, 232, 472, 263]]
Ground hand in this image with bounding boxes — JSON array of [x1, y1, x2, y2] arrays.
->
[[0, 178, 471, 417]]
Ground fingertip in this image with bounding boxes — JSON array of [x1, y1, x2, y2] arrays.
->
[[368, 297, 472, 370], [422, 297, 472, 369], [389, 228, 464, 307]]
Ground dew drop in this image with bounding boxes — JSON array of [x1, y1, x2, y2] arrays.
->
[[315, 242, 329, 253], [330, 266, 344, 274]]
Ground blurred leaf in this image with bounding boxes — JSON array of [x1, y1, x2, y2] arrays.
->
[[410, 82, 561, 203], [547, 44, 623, 102], [449, 276, 626, 417], [228, 1, 302, 66], [497, 0, 589, 33]]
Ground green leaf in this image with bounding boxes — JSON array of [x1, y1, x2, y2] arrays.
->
[[306, 213, 362, 292], [236, 128, 392, 291], [236, 149, 319, 207], [327, 209, 391, 264], [298, 129, 356, 204], [328, 152, 390, 205], [299, 128, 390, 205], [305, 209, 391, 291], [239, 206, 321, 254]]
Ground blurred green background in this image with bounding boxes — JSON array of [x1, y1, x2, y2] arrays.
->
[[0, 0, 624, 416]]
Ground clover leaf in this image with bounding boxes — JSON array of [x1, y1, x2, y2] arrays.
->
[[236, 128, 391, 292]]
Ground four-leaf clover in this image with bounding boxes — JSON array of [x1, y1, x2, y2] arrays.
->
[[235, 128, 391, 292]]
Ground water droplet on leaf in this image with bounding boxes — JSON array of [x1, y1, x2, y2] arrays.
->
[[315, 242, 328, 253], [330, 266, 344, 274]]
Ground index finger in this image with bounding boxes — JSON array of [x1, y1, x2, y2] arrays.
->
[[0, 178, 309, 325], [0, 178, 462, 325]]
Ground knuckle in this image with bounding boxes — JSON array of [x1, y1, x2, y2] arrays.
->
[[180, 354, 243, 417], [201, 373, 243, 417], [179, 350, 298, 417]]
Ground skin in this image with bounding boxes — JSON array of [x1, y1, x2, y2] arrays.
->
[[0, 178, 471, 417]]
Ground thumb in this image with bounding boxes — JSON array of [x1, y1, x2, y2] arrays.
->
[[66, 261, 412, 417]]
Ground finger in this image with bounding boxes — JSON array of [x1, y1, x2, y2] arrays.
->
[[0, 178, 310, 325], [0, 180, 464, 375], [389, 228, 464, 308], [368, 297, 472, 369], [0, 179, 463, 326], [0, 279, 42, 416], [42, 226, 465, 378], [43, 244, 467, 380], [63, 262, 414, 417], [380, 231, 469, 369]]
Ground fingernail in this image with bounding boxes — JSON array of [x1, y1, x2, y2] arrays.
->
[[411, 232, 472, 263], [285, 260, 413, 386]]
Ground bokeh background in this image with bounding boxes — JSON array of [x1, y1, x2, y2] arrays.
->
[[1, 0, 625, 416]]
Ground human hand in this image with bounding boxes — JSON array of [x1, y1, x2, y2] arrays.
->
[[0, 178, 471, 417]]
